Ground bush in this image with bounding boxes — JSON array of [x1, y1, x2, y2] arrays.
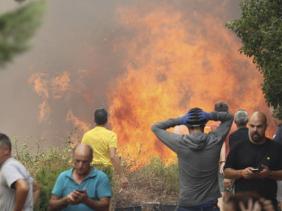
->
[[114, 157, 179, 208], [16, 143, 71, 211]]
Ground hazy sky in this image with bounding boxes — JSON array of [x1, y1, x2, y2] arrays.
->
[[0, 0, 241, 147]]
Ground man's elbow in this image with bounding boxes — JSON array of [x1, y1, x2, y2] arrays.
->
[[151, 124, 158, 133], [48, 199, 58, 211], [223, 168, 233, 179], [100, 198, 111, 210], [16, 179, 29, 194]]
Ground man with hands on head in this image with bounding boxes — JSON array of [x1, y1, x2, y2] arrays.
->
[[151, 103, 233, 211], [224, 111, 282, 210], [48, 144, 111, 211]]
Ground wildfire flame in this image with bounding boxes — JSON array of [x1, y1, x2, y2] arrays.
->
[[29, 73, 50, 122], [108, 5, 269, 167], [29, 71, 71, 122], [29, 2, 274, 168]]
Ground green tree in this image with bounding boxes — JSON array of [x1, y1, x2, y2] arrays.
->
[[0, 1, 45, 67], [226, 0, 282, 118]]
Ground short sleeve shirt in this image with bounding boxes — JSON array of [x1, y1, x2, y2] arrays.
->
[[82, 126, 117, 166], [0, 158, 33, 211], [225, 139, 282, 203], [52, 168, 112, 211]]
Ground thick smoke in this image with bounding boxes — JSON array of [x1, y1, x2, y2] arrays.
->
[[1, 0, 273, 160]]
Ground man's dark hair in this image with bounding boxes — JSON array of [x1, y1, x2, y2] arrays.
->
[[0, 133, 12, 150], [94, 108, 108, 125], [214, 101, 229, 112]]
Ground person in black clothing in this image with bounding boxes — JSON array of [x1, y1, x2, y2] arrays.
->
[[221, 110, 249, 198], [228, 109, 249, 151], [224, 111, 282, 210]]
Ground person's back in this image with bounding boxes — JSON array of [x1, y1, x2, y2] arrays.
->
[[81, 108, 128, 187], [177, 131, 230, 206], [82, 126, 117, 167], [152, 106, 233, 209], [228, 110, 249, 151], [229, 128, 249, 150]]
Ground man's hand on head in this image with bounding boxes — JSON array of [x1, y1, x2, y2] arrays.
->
[[199, 111, 212, 122]]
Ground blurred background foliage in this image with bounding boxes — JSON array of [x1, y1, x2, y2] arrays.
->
[[226, 0, 282, 119], [0, 0, 45, 67]]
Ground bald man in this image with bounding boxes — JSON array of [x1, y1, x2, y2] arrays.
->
[[224, 112, 282, 209], [48, 144, 111, 211]]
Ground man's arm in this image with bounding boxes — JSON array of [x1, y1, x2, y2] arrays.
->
[[33, 181, 40, 207], [13, 179, 29, 211], [48, 195, 69, 211], [267, 170, 282, 180], [48, 191, 83, 211], [81, 173, 111, 210], [110, 147, 123, 176], [210, 112, 233, 140], [151, 118, 183, 153], [83, 196, 110, 211], [110, 147, 128, 188], [224, 167, 244, 179]]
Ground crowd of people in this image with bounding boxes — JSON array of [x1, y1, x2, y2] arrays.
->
[[0, 103, 281, 211], [152, 102, 282, 211]]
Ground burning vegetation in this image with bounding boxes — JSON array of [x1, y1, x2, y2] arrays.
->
[[28, 1, 273, 169]]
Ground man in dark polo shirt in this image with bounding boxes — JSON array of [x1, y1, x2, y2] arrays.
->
[[228, 109, 249, 151], [224, 111, 282, 210]]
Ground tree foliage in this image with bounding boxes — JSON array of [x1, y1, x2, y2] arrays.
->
[[0, 1, 45, 67], [226, 0, 282, 118]]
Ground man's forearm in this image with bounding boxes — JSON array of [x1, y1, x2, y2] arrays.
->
[[224, 168, 242, 180], [48, 197, 69, 211], [151, 118, 182, 131], [84, 197, 109, 210], [14, 180, 29, 211], [268, 170, 282, 180], [111, 155, 123, 176], [110, 148, 124, 176], [209, 112, 233, 122]]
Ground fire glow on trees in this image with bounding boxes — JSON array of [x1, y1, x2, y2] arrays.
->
[[29, 2, 272, 167]]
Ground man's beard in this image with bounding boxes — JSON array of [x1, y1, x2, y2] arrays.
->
[[251, 132, 263, 143]]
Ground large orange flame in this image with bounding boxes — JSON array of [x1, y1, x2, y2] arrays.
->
[[108, 5, 269, 167], [28, 3, 274, 168], [29, 73, 50, 122]]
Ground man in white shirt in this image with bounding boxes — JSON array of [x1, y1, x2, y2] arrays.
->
[[0, 133, 34, 211]]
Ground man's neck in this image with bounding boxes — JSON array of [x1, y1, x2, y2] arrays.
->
[[237, 125, 247, 129], [0, 155, 11, 165], [95, 124, 106, 127], [189, 128, 204, 135], [72, 169, 91, 183], [249, 136, 267, 145]]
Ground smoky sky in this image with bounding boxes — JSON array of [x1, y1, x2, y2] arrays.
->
[[0, 0, 241, 146]]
